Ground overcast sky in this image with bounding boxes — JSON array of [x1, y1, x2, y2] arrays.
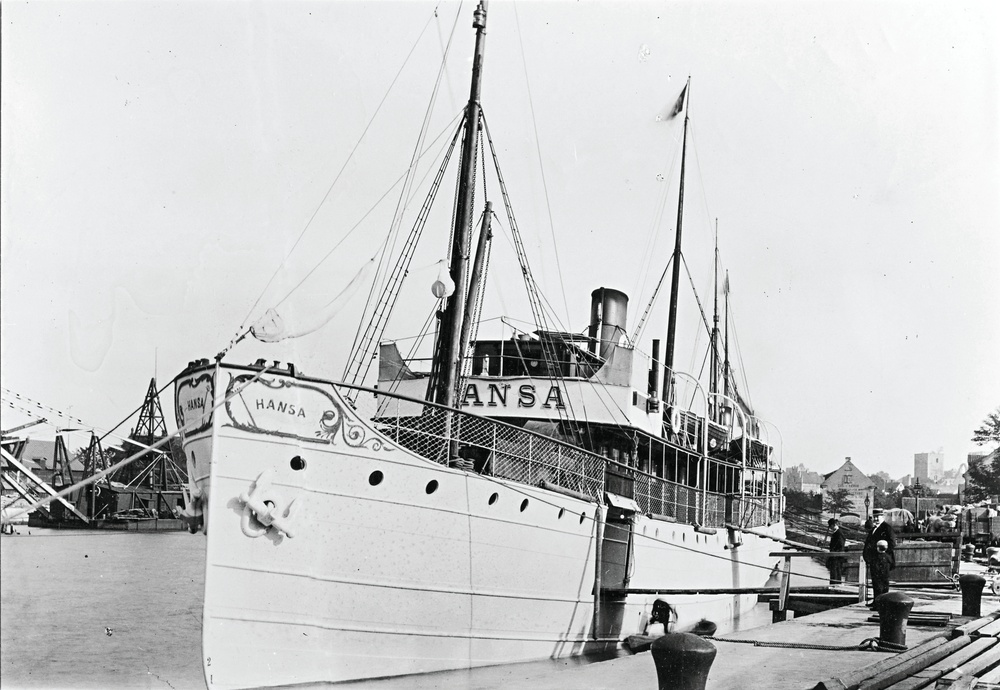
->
[[2, 0, 998, 480]]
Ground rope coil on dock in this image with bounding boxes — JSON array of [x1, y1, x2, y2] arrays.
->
[[704, 635, 906, 653]]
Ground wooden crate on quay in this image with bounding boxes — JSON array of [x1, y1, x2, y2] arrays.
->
[[840, 536, 961, 586]]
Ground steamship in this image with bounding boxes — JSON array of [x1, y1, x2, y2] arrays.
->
[[173, 4, 785, 687]]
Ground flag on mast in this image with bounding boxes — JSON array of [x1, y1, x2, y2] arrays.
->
[[668, 84, 687, 119]]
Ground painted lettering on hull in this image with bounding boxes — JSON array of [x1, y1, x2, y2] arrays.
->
[[175, 374, 214, 432], [225, 374, 392, 452], [254, 399, 307, 418], [460, 382, 565, 410]]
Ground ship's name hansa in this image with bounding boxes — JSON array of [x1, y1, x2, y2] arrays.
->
[[254, 398, 308, 417], [461, 382, 566, 409]]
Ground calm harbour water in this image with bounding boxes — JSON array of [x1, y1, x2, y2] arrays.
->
[[1, 529, 829, 690], [1, 528, 206, 690]]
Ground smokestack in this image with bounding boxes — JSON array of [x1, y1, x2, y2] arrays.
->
[[588, 288, 628, 360]]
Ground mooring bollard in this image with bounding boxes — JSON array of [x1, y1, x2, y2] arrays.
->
[[962, 543, 975, 562], [873, 591, 914, 646], [650, 632, 717, 690], [959, 573, 987, 618]]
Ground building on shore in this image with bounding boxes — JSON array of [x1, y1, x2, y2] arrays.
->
[[820, 457, 875, 522], [914, 451, 945, 483]]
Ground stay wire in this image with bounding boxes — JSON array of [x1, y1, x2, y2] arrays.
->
[[2, 367, 276, 524], [231, 10, 442, 348], [512, 2, 572, 329], [2, 386, 173, 459], [272, 112, 464, 314], [367, 0, 465, 345]]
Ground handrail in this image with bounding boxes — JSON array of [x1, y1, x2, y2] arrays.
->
[[665, 368, 709, 523], [711, 392, 748, 511], [191, 360, 780, 528], [754, 416, 783, 524]]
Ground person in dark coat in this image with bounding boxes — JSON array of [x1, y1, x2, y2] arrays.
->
[[827, 517, 847, 585], [870, 540, 894, 598], [864, 508, 896, 599]]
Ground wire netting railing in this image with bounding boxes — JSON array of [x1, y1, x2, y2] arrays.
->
[[343, 383, 780, 529], [349, 386, 605, 500]]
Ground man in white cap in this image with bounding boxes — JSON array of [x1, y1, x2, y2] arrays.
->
[[864, 508, 896, 599]]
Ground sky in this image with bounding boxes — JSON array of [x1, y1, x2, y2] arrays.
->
[[2, 0, 998, 481]]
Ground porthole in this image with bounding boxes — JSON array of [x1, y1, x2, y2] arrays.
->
[[488, 492, 499, 505], [682, 533, 686, 542], [558, 508, 565, 519], [643, 526, 647, 535], [580, 512, 586, 524], [655, 529, 660, 538], [426, 480, 439, 495], [368, 471, 383, 486], [520, 498, 529, 512], [290, 456, 306, 471]]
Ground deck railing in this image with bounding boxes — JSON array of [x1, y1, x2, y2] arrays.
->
[[342, 383, 779, 529]]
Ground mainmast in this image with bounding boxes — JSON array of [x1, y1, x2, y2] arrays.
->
[[710, 219, 719, 421], [435, 2, 488, 408], [723, 270, 731, 400], [662, 78, 690, 409]]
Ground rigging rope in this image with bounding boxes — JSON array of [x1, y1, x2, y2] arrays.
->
[[1, 367, 275, 524], [705, 636, 905, 653], [512, 2, 572, 329], [726, 300, 755, 413], [362, 0, 466, 371], [343, 116, 466, 390], [630, 131, 683, 334], [481, 113, 591, 444], [631, 255, 674, 346], [228, 10, 443, 354]]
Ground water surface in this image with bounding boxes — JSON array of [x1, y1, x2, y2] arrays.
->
[[1, 529, 206, 690], [1, 529, 828, 689]]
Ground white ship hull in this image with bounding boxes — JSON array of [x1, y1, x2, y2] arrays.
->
[[178, 365, 785, 689]]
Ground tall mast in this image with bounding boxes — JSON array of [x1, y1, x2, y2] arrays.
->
[[723, 270, 731, 400], [435, 2, 488, 408], [710, 219, 719, 421], [662, 78, 690, 407]]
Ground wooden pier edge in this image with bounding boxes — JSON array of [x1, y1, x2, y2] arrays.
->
[[811, 635, 951, 690], [812, 610, 1000, 690]]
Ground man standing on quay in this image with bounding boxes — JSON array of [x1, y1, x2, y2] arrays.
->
[[827, 518, 846, 585], [864, 508, 896, 599]]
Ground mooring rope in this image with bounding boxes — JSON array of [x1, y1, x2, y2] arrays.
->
[[704, 635, 906, 653]]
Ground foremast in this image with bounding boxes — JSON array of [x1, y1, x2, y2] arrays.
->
[[662, 78, 690, 412], [434, 2, 489, 409]]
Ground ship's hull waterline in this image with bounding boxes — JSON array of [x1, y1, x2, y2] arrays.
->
[[177, 365, 784, 689]]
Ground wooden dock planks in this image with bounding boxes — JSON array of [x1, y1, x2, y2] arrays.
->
[[880, 637, 996, 690], [936, 645, 1000, 684], [814, 612, 1000, 690], [974, 619, 1000, 637]]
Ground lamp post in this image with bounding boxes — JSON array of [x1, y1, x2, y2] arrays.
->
[[865, 493, 871, 521], [912, 478, 923, 522]]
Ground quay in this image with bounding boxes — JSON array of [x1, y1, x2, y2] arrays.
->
[[336, 577, 1000, 689]]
